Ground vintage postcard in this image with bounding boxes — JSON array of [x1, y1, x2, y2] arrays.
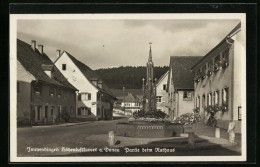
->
[[10, 13, 246, 162]]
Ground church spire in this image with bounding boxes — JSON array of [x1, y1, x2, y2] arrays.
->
[[148, 42, 152, 62]]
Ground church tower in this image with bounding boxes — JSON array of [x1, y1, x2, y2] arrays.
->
[[143, 43, 157, 112]]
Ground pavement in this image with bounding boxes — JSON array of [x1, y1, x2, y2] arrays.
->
[[17, 117, 241, 156]]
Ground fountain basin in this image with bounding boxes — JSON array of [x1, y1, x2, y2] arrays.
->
[[116, 121, 184, 138]]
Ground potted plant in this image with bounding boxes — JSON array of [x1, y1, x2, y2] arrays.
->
[[207, 67, 214, 76], [192, 107, 200, 114], [200, 71, 206, 80], [213, 104, 221, 112], [194, 76, 200, 83], [214, 62, 220, 72], [221, 101, 228, 112], [221, 58, 229, 68]]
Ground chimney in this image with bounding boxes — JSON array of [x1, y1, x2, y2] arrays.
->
[[31, 40, 36, 51], [57, 50, 61, 57], [38, 45, 44, 54]]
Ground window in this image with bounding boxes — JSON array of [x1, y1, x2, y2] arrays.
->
[[196, 96, 200, 108], [62, 64, 66, 70], [207, 92, 212, 106], [215, 55, 221, 64], [34, 84, 42, 94], [37, 106, 41, 120], [222, 48, 230, 62], [78, 107, 91, 115], [196, 69, 201, 76], [183, 91, 192, 101], [17, 82, 20, 93], [79, 93, 91, 101], [156, 96, 162, 103], [222, 87, 229, 103], [238, 106, 242, 121], [163, 84, 167, 90], [214, 90, 219, 105], [49, 87, 55, 96], [208, 60, 213, 69], [222, 87, 229, 111], [57, 88, 62, 98], [202, 65, 206, 73]]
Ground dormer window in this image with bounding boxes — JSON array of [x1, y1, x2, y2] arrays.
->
[[98, 80, 103, 89], [49, 87, 55, 96], [34, 83, 42, 95], [62, 64, 66, 71], [57, 88, 62, 98], [42, 64, 54, 78]]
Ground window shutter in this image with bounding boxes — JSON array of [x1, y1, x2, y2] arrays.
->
[[88, 93, 91, 100], [207, 94, 209, 106], [88, 108, 91, 115], [198, 96, 200, 108], [222, 89, 224, 103]]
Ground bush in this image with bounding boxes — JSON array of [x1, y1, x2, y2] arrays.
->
[[132, 109, 168, 119], [173, 113, 201, 125], [207, 113, 217, 127]]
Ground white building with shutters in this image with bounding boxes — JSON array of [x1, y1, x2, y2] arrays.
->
[[54, 51, 117, 121], [155, 70, 169, 114], [191, 22, 245, 133]]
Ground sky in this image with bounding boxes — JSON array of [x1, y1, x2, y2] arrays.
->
[[17, 19, 240, 70]]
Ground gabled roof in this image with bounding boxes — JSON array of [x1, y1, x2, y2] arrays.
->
[[156, 70, 169, 86], [58, 51, 117, 99], [191, 22, 241, 70], [117, 92, 141, 103], [17, 39, 77, 90], [168, 56, 202, 90]]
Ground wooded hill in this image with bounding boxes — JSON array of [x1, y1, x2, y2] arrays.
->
[[95, 66, 169, 89]]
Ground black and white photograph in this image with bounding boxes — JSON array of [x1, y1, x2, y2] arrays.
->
[[10, 13, 246, 162]]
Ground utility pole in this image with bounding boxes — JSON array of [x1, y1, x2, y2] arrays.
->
[[123, 86, 125, 115]]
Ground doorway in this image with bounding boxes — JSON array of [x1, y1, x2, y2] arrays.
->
[[45, 106, 48, 120]]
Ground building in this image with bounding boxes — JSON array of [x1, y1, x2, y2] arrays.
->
[[17, 39, 77, 125], [155, 70, 169, 114], [54, 51, 117, 121], [191, 23, 244, 132], [120, 92, 142, 115], [167, 56, 202, 121]]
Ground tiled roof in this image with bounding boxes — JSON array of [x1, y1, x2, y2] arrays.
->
[[117, 92, 141, 103], [17, 39, 77, 90], [64, 52, 117, 99], [169, 56, 202, 90]]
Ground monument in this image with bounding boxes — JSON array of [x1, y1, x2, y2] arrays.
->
[[116, 43, 184, 138], [142, 42, 157, 113]]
